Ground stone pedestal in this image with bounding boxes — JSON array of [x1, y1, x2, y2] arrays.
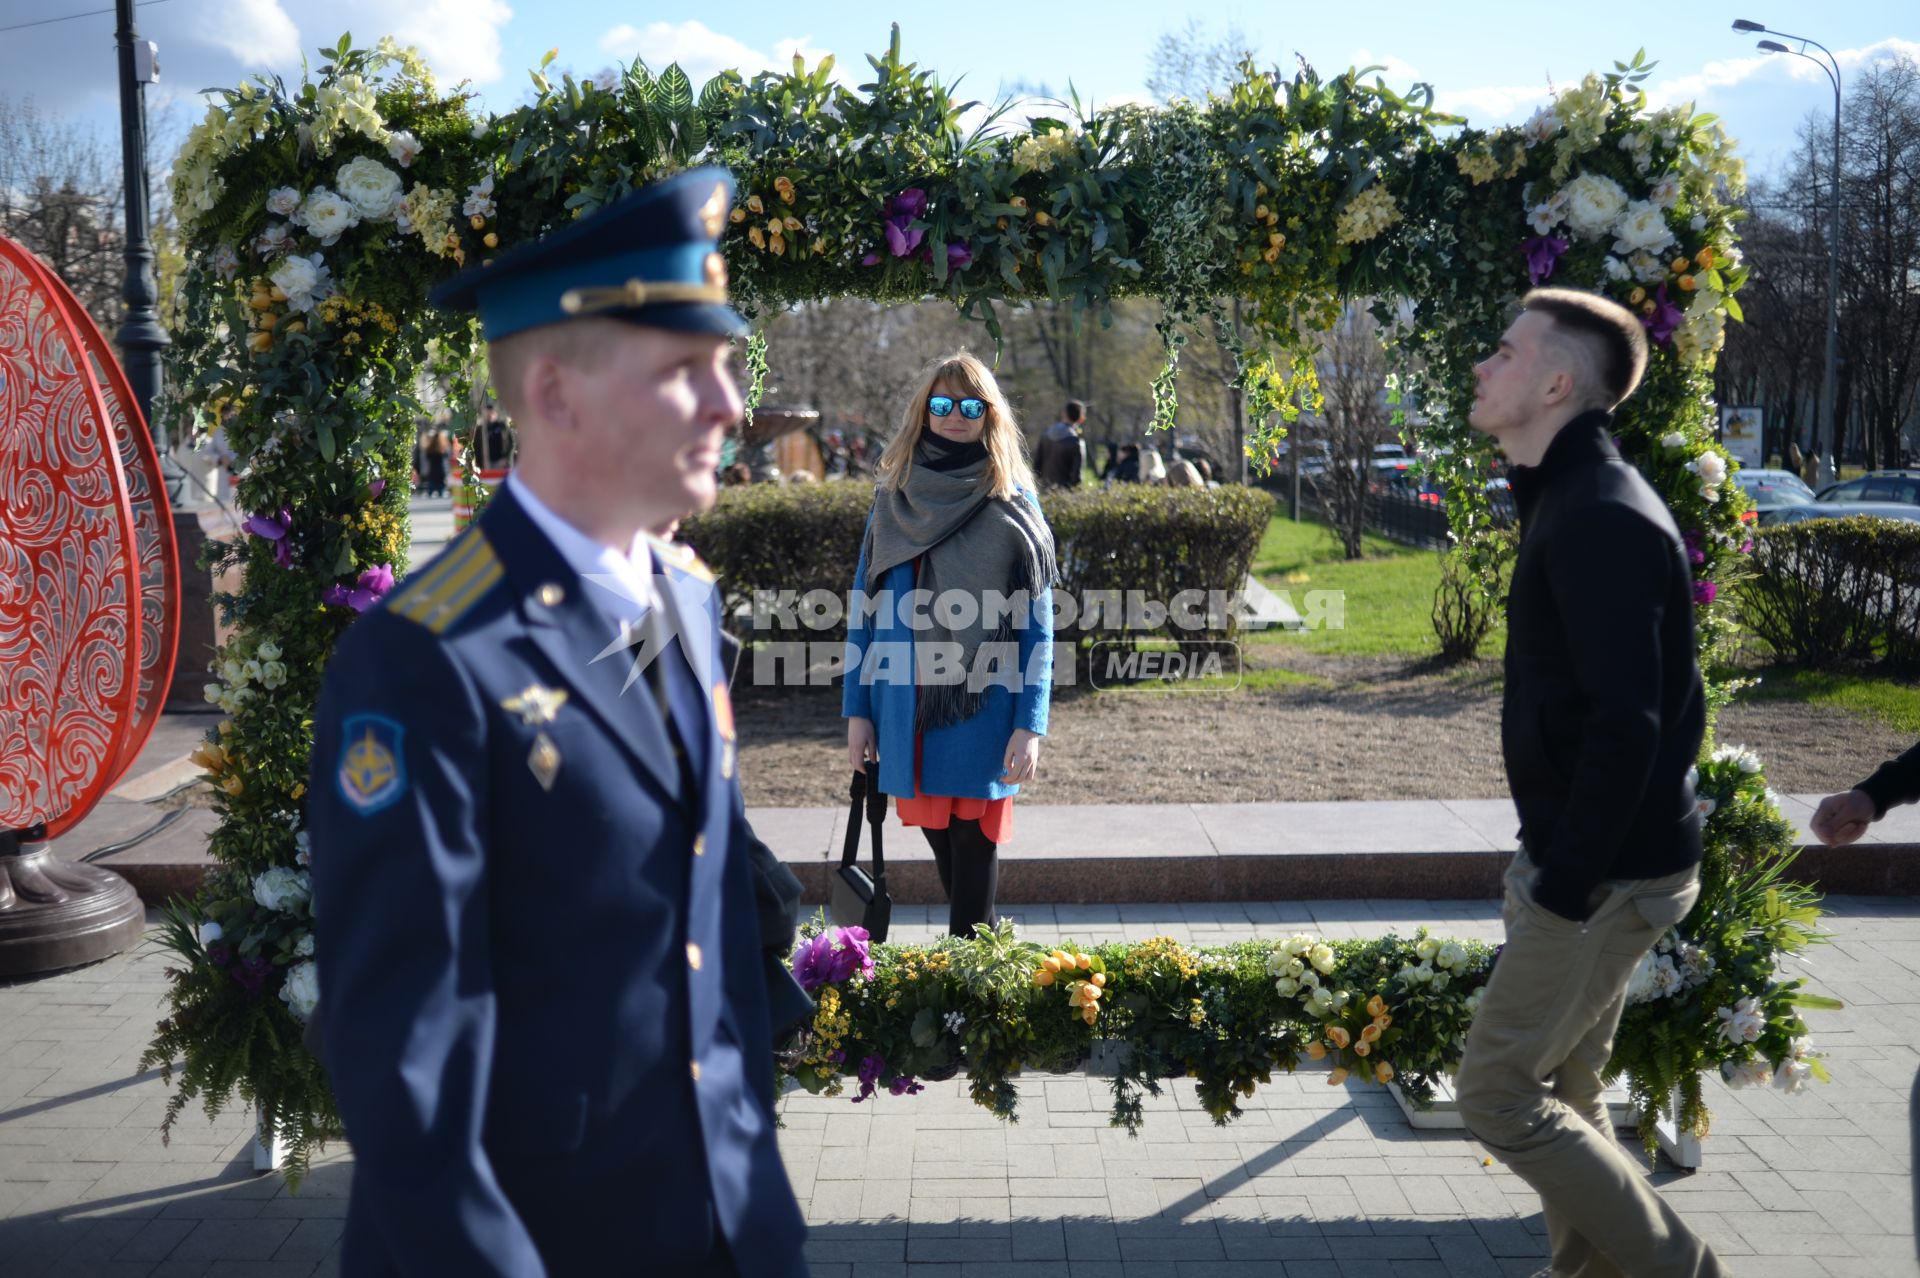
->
[[164, 509, 217, 710], [0, 829, 148, 978]]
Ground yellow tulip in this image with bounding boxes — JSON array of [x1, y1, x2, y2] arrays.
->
[[1360, 1024, 1381, 1043], [747, 227, 765, 250], [1010, 196, 1028, 210], [747, 194, 765, 215], [997, 217, 1009, 230], [1327, 1026, 1350, 1049], [730, 207, 747, 224], [1630, 287, 1647, 305], [291, 782, 306, 799], [784, 216, 802, 232], [1671, 256, 1690, 274], [1034, 969, 1055, 986], [469, 214, 486, 231], [1263, 247, 1280, 264], [1044, 955, 1063, 973], [284, 321, 305, 334], [1256, 203, 1270, 220], [1696, 247, 1717, 269], [1090, 972, 1106, 988], [221, 774, 245, 797], [1642, 300, 1657, 315], [1255, 182, 1269, 197], [248, 293, 274, 312], [1034, 211, 1051, 226], [256, 312, 277, 331], [1374, 1061, 1394, 1084], [1082, 1005, 1098, 1024], [1051, 950, 1072, 968], [1074, 953, 1092, 970], [483, 233, 499, 249], [1677, 274, 1696, 292], [1354, 1040, 1371, 1057], [1306, 1041, 1328, 1060], [773, 176, 796, 204], [1328, 1066, 1349, 1086], [1366, 995, 1387, 1018], [247, 331, 273, 353], [769, 233, 786, 257], [811, 237, 826, 254]]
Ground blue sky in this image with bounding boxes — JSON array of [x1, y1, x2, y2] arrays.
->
[[3, 0, 1915, 182]]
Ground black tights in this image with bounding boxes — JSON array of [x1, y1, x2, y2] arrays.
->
[[922, 817, 999, 938]]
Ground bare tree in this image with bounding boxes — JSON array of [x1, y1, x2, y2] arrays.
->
[[1303, 303, 1400, 559], [1145, 19, 1252, 104], [0, 95, 125, 334]]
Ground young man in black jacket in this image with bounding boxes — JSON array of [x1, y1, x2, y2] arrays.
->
[[1453, 288, 1726, 1278], [1810, 742, 1920, 846]]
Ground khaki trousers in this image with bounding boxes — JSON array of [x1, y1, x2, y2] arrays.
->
[[1454, 849, 1725, 1278]]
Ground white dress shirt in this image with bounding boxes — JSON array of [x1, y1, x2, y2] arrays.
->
[[506, 472, 658, 637]]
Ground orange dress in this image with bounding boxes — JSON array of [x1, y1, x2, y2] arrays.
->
[[892, 555, 1014, 844], [895, 736, 1014, 843]]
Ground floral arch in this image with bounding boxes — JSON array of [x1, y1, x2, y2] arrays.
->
[[146, 31, 1811, 1179]]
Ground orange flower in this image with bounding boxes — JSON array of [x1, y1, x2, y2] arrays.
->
[[746, 194, 765, 215], [1366, 995, 1387, 1018], [1360, 1023, 1381, 1043], [1696, 247, 1717, 269], [1354, 1040, 1371, 1057], [1671, 256, 1690, 274], [1328, 1066, 1349, 1086], [1034, 211, 1051, 227], [769, 233, 787, 257], [1678, 274, 1696, 292], [730, 207, 747, 224], [1306, 1040, 1328, 1061], [1630, 287, 1647, 305], [783, 216, 802, 232], [773, 176, 796, 204], [1327, 1026, 1351, 1049], [747, 226, 765, 250], [1034, 968, 1055, 987], [1082, 1004, 1098, 1025], [1374, 1061, 1394, 1083]]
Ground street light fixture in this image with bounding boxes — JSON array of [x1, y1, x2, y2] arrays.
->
[[1732, 18, 1842, 476]]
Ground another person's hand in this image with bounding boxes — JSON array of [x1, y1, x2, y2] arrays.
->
[[1810, 789, 1876, 847], [1001, 729, 1041, 785], [847, 716, 877, 773]]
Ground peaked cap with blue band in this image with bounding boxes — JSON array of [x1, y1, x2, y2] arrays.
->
[[429, 167, 748, 341]]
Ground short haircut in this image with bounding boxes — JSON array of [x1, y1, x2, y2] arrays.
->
[[1521, 288, 1649, 410], [486, 319, 625, 423], [1063, 399, 1086, 422]]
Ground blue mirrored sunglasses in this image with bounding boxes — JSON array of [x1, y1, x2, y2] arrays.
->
[[928, 395, 987, 420]]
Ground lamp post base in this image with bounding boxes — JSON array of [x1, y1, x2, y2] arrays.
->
[[0, 829, 148, 979]]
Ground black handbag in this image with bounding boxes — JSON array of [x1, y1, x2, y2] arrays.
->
[[830, 761, 891, 942]]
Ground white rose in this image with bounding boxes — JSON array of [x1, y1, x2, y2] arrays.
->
[[1601, 255, 1630, 281], [1690, 213, 1708, 232], [266, 187, 302, 217], [252, 866, 312, 914], [1560, 173, 1630, 240], [1612, 199, 1677, 256], [1662, 431, 1688, 449], [1414, 937, 1441, 962], [203, 681, 224, 705], [1299, 969, 1321, 990], [297, 188, 361, 245], [1522, 106, 1561, 145], [1309, 943, 1336, 975], [1284, 934, 1316, 958], [242, 659, 263, 684], [1274, 977, 1299, 997], [279, 960, 320, 1023], [1629, 250, 1667, 284], [1432, 971, 1451, 991], [221, 658, 247, 685], [336, 156, 404, 221], [294, 932, 315, 958], [1436, 942, 1468, 971], [269, 253, 334, 314], [1650, 175, 1680, 209], [386, 130, 421, 167], [260, 661, 288, 690], [197, 920, 224, 947], [256, 640, 281, 662], [1694, 452, 1728, 486], [1625, 950, 1659, 1004], [294, 830, 312, 867]]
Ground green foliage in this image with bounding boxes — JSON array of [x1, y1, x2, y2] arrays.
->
[[1738, 517, 1920, 670], [1431, 529, 1517, 663]]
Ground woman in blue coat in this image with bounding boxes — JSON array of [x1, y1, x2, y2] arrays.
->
[[843, 352, 1056, 936]]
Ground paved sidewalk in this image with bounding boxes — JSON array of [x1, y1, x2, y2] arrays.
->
[[2, 899, 1915, 1277]]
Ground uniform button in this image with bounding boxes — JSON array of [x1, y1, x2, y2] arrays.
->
[[692, 834, 706, 857], [537, 583, 565, 607], [690, 1060, 701, 1082], [686, 942, 703, 971]]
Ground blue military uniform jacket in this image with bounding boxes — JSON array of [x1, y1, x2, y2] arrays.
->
[[309, 484, 807, 1277]]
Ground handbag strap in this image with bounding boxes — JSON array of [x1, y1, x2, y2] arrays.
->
[[840, 761, 888, 883]]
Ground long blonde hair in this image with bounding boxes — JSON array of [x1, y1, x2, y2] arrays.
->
[[876, 351, 1035, 501]]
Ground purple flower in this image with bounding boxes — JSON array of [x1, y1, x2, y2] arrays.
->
[[860, 252, 882, 266], [231, 955, 273, 997], [791, 933, 837, 992], [946, 242, 973, 270], [244, 508, 294, 568], [1740, 538, 1754, 555], [829, 926, 877, 983], [369, 478, 387, 500], [853, 1052, 887, 1103], [323, 564, 398, 613], [881, 188, 929, 258], [1641, 284, 1684, 346], [207, 943, 231, 967], [888, 1075, 925, 1097], [1522, 235, 1569, 286], [1693, 579, 1718, 606]]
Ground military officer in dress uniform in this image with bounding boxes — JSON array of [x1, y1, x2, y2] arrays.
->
[[308, 169, 808, 1278]]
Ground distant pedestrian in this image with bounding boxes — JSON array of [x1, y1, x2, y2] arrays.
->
[[419, 422, 454, 497], [1035, 399, 1089, 489]]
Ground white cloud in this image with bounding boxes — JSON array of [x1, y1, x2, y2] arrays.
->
[[195, 0, 301, 68], [1349, 49, 1547, 128], [371, 0, 515, 87], [1351, 49, 1424, 89], [1646, 36, 1920, 110], [597, 20, 834, 88]]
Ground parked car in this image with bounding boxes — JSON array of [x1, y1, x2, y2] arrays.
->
[[1758, 501, 1920, 528], [1732, 468, 1816, 514], [1814, 470, 1920, 507]]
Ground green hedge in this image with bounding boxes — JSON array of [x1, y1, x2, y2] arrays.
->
[[680, 481, 1275, 653], [1739, 516, 1920, 670]]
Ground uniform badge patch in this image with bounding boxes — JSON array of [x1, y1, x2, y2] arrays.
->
[[711, 680, 735, 742], [337, 715, 406, 815], [528, 731, 562, 792], [502, 683, 569, 725]]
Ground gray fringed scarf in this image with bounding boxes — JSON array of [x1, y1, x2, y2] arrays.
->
[[862, 438, 1057, 733]]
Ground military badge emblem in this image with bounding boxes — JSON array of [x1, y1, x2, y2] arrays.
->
[[502, 684, 569, 726], [528, 732, 562, 792], [337, 715, 406, 815]]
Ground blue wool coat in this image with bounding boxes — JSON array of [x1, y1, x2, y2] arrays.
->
[[840, 490, 1054, 801]]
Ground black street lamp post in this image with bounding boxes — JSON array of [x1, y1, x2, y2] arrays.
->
[[114, 0, 180, 499], [1733, 18, 1842, 474]]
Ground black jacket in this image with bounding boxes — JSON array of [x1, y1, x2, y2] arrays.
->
[[1858, 742, 1920, 819], [1503, 411, 1707, 919]]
